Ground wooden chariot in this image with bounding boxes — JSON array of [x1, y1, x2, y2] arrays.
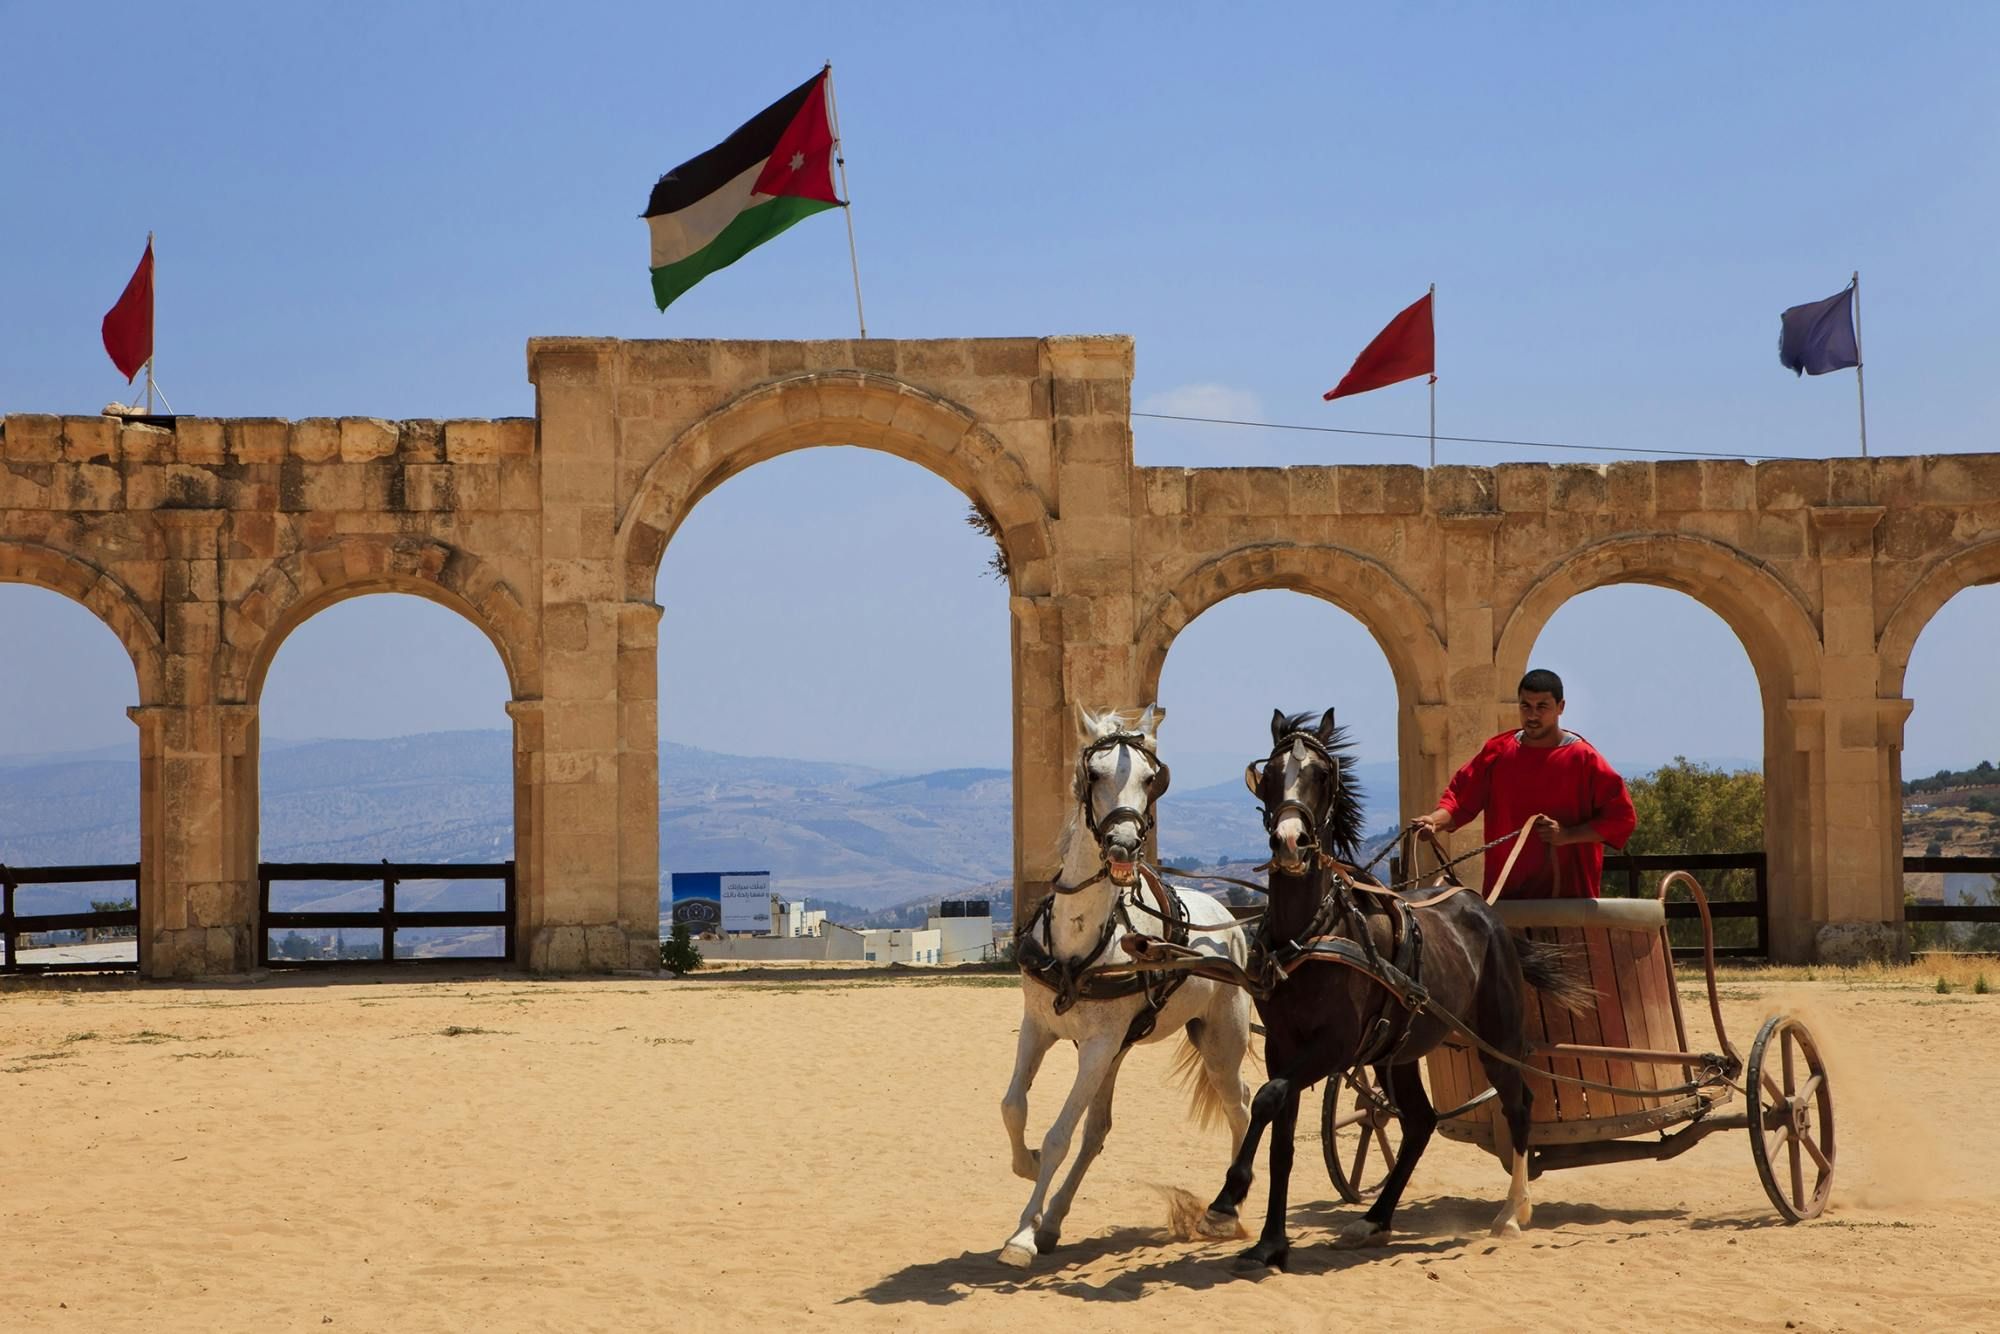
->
[[1319, 872, 1836, 1222]]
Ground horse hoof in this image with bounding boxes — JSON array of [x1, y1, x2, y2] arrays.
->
[[1234, 1243, 1289, 1273], [998, 1241, 1037, 1269], [1488, 1218, 1523, 1240], [1335, 1221, 1391, 1249], [1198, 1209, 1248, 1241], [1034, 1229, 1061, 1254]]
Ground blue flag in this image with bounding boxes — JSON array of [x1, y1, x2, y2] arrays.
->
[[1778, 284, 1860, 376]]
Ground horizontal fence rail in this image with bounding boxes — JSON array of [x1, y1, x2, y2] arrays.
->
[[1598, 850, 1768, 958], [258, 861, 516, 967], [0, 863, 142, 973], [1902, 855, 2000, 926]]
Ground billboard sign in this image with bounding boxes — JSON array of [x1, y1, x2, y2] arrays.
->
[[669, 871, 771, 934], [721, 873, 773, 933]]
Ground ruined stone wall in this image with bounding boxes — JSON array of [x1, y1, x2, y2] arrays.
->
[[5, 336, 1997, 972]]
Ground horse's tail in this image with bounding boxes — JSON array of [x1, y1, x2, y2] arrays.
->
[[1168, 1030, 1230, 1133], [1516, 936, 1596, 1014]]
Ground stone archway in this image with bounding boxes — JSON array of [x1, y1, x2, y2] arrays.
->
[[1877, 536, 2000, 700], [615, 370, 1055, 600], [1137, 542, 1450, 824], [221, 535, 537, 706], [0, 540, 164, 705], [1494, 532, 1825, 955]]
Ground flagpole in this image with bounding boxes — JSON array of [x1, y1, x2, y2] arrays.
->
[[1427, 282, 1436, 468], [1850, 269, 1868, 458], [824, 63, 868, 338], [144, 230, 156, 415]]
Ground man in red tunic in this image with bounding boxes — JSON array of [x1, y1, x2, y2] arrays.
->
[[1411, 668, 1637, 899]]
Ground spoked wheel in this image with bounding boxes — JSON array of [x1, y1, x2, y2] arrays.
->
[[1320, 1066, 1403, 1205], [1747, 1014, 1835, 1221]]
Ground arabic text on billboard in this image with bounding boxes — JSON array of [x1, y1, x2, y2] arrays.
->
[[670, 872, 771, 934]]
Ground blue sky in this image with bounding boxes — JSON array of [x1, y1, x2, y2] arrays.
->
[[2, 1, 1997, 791]]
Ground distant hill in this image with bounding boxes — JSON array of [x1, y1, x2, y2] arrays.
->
[[0, 734, 1806, 925]]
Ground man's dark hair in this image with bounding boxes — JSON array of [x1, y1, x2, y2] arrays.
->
[[1519, 668, 1564, 701]]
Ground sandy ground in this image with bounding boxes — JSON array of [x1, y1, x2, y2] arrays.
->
[[2, 963, 1994, 1333]]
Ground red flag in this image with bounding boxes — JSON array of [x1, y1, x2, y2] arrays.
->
[[1324, 291, 1434, 400], [101, 239, 154, 382]]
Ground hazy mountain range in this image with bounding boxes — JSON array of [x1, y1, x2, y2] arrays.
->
[[0, 729, 1405, 923], [0, 729, 1786, 926]]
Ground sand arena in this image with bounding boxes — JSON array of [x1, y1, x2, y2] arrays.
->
[[3, 963, 1993, 1332]]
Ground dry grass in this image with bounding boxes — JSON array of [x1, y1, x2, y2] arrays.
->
[[1684, 956, 2000, 990]]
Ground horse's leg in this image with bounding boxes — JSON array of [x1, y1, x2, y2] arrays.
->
[[999, 1032, 1122, 1268], [1034, 1045, 1130, 1254], [1206, 1073, 1280, 1225], [1198, 992, 1256, 1154], [1481, 1056, 1534, 1237], [1239, 1078, 1301, 1271], [1336, 1061, 1436, 1247], [1001, 1009, 1059, 1181]]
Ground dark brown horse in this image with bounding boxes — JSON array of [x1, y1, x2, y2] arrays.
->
[[1202, 708, 1588, 1270]]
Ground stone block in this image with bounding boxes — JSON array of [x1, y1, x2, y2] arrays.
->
[[227, 419, 290, 465], [292, 418, 342, 463], [896, 341, 971, 382], [1755, 458, 1829, 511], [1429, 465, 1496, 515], [534, 925, 588, 973], [1189, 469, 1247, 516], [397, 419, 445, 463], [499, 456, 539, 510], [1243, 468, 1289, 514], [1700, 460, 1753, 511], [1381, 467, 1423, 514], [58, 463, 124, 511], [1654, 460, 1701, 511], [174, 419, 227, 465], [1921, 453, 2000, 505], [61, 417, 119, 463], [1335, 466, 1384, 514], [1142, 469, 1189, 516], [585, 924, 627, 970], [1550, 464, 1608, 512], [2, 414, 62, 461], [1054, 417, 1127, 464], [1606, 461, 1653, 514], [970, 340, 1042, 378], [120, 423, 174, 464], [401, 464, 458, 512], [625, 341, 716, 382], [1814, 921, 1901, 965], [339, 417, 398, 463]]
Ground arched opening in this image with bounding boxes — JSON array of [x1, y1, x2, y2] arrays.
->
[[1526, 585, 1765, 948], [0, 585, 143, 971], [256, 592, 515, 963], [1897, 584, 2000, 951], [655, 446, 1012, 963], [1151, 591, 1404, 902]]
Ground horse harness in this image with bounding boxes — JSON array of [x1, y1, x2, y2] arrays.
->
[[1015, 870, 1193, 1048]]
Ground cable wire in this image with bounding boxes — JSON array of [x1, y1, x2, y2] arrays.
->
[[1131, 411, 1804, 462]]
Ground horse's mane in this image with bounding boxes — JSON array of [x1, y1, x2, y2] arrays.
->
[[1277, 709, 1368, 864]]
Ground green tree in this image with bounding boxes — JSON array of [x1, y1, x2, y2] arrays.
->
[[1620, 757, 1763, 948], [660, 922, 703, 975]]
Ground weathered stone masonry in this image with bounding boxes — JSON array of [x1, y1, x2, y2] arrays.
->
[[4, 335, 1995, 973]]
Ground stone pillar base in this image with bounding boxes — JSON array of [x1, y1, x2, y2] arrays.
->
[[525, 924, 658, 973], [1812, 921, 1907, 966], [148, 926, 254, 979]]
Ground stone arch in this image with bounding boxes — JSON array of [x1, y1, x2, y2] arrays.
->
[[1877, 537, 2000, 699], [220, 535, 538, 705], [1136, 542, 1449, 708], [1494, 533, 1823, 707], [0, 540, 164, 705], [615, 371, 1056, 599]]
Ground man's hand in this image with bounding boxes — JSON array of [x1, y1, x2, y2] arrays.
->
[[1410, 808, 1454, 840], [1536, 818, 1591, 847]]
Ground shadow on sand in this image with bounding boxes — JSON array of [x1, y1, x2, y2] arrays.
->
[[843, 1196, 1693, 1307]]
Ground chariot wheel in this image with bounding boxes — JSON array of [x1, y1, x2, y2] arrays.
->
[[1746, 1014, 1835, 1222], [1320, 1066, 1403, 1205]]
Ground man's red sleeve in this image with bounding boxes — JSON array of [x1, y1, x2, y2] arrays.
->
[[1589, 751, 1637, 849], [1438, 739, 1499, 826]]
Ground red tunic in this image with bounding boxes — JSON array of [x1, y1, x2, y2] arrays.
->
[[1436, 730, 1637, 899]]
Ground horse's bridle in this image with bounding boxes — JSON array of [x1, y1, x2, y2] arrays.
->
[[1050, 731, 1172, 895], [1073, 730, 1171, 843], [1249, 730, 1340, 866]]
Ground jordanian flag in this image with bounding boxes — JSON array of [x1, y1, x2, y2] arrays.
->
[[644, 69, 843, 311]]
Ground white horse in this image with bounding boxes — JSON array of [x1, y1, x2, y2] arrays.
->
[[998, 705, 1257, 1268]]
